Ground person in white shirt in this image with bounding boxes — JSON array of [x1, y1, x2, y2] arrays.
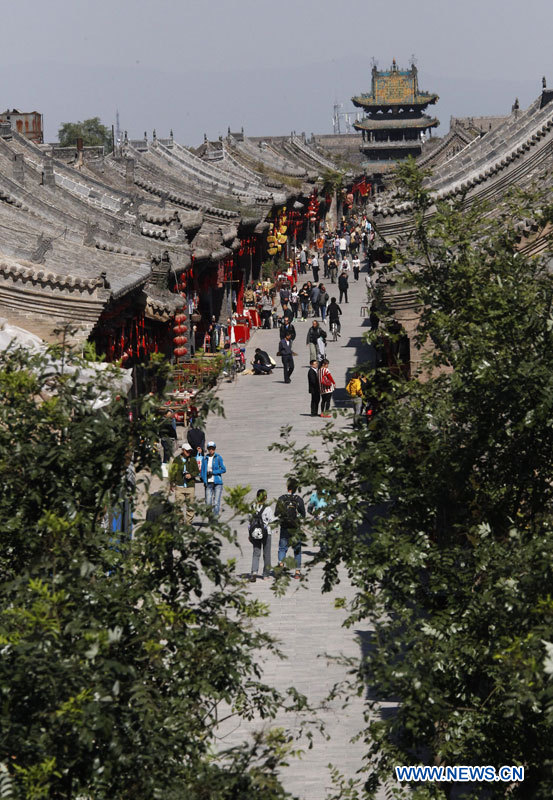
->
[[352, 255, 361, 281], [249, 489, 276, 582], [339, 236, 347, 257]]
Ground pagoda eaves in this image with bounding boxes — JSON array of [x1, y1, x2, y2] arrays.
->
[[352, 91, 439, 110], [353, 116, 439, 132]]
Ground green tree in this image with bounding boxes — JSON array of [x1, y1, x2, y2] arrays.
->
[[276, 164, 553, 798], [0, 347, 305, 799], [58, 117, 112, 152]]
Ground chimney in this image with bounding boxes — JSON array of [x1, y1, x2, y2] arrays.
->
[[125, 158, 135, 189], [76, 137, 84, 168], [13, 153, 24, 185], [42, 157, 55, 188]]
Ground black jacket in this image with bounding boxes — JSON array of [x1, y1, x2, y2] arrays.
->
[[338, 274, 349, 290], [254, 349, 272, 367], [327, 302, 342, 321], [187, 426, 205, 452], [279, 338, 293, 358], [281, 307, 294, 325], [308, 367, 320, 395], [279, 322, 296, 341], [306, 326, 326, 345]]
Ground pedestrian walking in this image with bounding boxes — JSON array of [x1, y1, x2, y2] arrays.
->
[[306, 320, 326, 363], [276, 479, 306, 579], [338, 271, 349, 304], [328, 255, 338, 284], [312, 253, 320, 283], [339, 236, 347, 259], [299, 246, 307, 274], [290, 285, 299, 318], [248, 489, 275, 582], [319, 284, 329, 323], [319, 359, 336, 417], [310, 283, 321, 318], [279, 282, 291, 310], [280, 302, 294, 325], [187, 424, 205, 455], [352, 255, 361, 281], [279, 317, 296, 342], [261, 291, 273, 329], [299, 283, 310, 320], [316, 233, 324, 257], [169, 442, 199, 524], [201, 441, 226, 517], [159, 410, 177, 464], [278, 331, 295, 383], [308, 358, 321, 416]]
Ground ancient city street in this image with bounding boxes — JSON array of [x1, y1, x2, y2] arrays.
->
[[207, 264, 378, 799]]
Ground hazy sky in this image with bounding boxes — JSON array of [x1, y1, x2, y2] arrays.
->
[[3, 0, 553, 144]]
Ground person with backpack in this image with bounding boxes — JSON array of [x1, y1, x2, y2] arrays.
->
[[318, 284, 329, 323], [306, 320, 326, 363], [276, 479, 306, 580], [346, 371, 364, 426], [309, 283, 321, 318], [248, 488, 276, 582]]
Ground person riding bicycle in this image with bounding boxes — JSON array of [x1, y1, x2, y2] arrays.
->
[[327, 297, 342, 338]]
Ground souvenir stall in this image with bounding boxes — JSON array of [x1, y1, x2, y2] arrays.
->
[[91, 293, 170, 369], [238, 232, 262, 328]]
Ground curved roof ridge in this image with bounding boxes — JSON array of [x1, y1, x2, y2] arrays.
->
[[425, 96, 544, 190]]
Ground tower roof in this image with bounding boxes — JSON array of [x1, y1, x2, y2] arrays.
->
[[352, 61, 439, 109]]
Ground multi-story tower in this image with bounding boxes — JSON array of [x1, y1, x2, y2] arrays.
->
[[352, 60, 439, 172]]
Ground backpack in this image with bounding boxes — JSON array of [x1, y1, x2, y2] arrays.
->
[[248, 506, 268, 543], [346, 378, 358, 397], [278, 494, 299, 528]]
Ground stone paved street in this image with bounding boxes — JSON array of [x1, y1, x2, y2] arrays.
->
[[204, 265, 380, 799]]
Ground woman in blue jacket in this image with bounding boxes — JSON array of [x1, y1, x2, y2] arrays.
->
[[200, 441, 226, 517]]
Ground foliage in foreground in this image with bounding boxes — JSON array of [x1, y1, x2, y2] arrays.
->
[[277, 165, 553, 799], [0, 349, 305, 800]]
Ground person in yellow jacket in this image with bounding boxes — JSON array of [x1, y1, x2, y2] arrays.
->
[[346, 372, 364, 427]]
